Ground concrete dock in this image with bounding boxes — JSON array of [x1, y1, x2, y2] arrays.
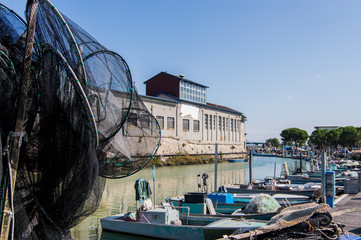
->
[[330, 192, 361, 235]]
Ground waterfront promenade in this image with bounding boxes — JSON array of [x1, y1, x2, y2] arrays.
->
[[331, 192, 361, 235]]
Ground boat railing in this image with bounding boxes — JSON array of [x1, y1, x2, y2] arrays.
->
[[170, 203, 190, 225], [281, 198, 291, 207]]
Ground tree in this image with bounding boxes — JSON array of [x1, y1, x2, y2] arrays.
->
[[309, 129, 329, 149], [280, 128, 309, 147], [326, 128, 342, 149], [339, 126, 361, 147], [266, 138, 280, 147]]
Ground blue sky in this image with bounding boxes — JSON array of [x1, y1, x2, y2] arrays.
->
[[3, 0, 361, 142]]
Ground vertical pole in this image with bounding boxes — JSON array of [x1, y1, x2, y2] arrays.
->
[[273, 161, 277, 188], [214, 143, 218, 192], [152, 165, 156, 209], [0, 1, 38, 239], [300, 153, 302, 174], [249, 150, 253, 186], [321, 151, 326, 203]]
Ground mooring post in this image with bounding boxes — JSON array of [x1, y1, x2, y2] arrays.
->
[[214, 143, 218, 192], [321, 151, 326, 203], [249, 149, 253, 186]]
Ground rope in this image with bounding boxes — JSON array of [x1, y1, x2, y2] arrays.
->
[[304, 220, 314, 232], [317, 228, 338, 240]]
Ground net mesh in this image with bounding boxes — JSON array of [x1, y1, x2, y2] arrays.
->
[[0, 1, 160, 239], [244, 194, 281, 214], [259, 203, 331, 231]]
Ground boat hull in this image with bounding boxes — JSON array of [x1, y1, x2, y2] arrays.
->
[[101, 214, 266, 240]]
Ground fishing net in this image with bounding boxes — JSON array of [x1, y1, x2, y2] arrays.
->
[[231, 203, 343, 240], [243, 194, 281, 214], [260, 203, 331, 231], [0, 0, 160, 239]]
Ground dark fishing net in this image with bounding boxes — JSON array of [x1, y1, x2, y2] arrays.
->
[[0, 1, 160, 239]]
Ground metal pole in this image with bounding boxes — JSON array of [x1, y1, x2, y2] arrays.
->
[[249, 150, 253, 186], [321, 151, 326, 203], [214, 143, 218, 192], [152, 165, 156, 209], [0, 1, 38, 239]]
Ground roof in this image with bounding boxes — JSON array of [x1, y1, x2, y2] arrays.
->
[[206, 102, 239, 113], [314, 126, 339, 130], [143, 92, 246, 118], [144, 71, 209, 88]]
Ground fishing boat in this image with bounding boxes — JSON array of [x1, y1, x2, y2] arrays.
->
[[227, 159, 247, 162], [168, 191, 309, 215], [219, 183, 318, 198], [178, 210, 276, 226], [100, 204, 267, 240]]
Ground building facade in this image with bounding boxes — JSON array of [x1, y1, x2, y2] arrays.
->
[[142, 72, 247, 155]]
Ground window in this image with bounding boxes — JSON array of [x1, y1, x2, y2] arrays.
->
[[209, 115, 212, 130], [214, 116, 216, 130], [180, 81, 206, 103], [156, 116, 164, 129], [226, 118, 229, 130], [128, 112, 138, 126], [223, 117, 225, 131], [183, 119, 190, 131], [140, 114, 150, 128], [193, 120, 199, 131], [219, 116, 222, 130], [167, 117, 174, 129], [205, 114, 208, 129], [231, 119, 233, 132]]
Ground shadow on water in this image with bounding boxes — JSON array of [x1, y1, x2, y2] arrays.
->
[[71, 156, 309, 239]]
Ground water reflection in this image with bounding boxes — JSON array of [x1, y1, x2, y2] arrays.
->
[[71, 157, 309, 239]]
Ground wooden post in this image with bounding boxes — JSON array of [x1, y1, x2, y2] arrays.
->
[[0, 1, 38, 239], [249, 149, 253, 186], [214, 143, 218, 192]]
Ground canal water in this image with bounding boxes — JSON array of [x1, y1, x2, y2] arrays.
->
[[71, 156, 310, 239]]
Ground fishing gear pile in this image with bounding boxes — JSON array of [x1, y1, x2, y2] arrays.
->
[[231, 203, 345, 240], [0, 0, 160, 239]]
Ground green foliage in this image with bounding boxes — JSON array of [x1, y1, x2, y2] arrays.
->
[[147, 154, 226, 167], [339, 126, 361, 147], [326, 128, 342, 148], [280, 128, 309, 146], [309, 129, 329, 149], [266, 138, 280, 147]]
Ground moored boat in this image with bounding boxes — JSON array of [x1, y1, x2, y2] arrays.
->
[[227, 159, 247, 162], [100, 206, 267, 240]]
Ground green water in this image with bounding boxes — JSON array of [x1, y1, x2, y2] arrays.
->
[[70, 156, 309, 239]]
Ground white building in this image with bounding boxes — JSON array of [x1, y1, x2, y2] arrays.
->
[[142, 72, 247, 155]]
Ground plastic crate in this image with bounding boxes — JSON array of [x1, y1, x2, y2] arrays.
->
[[184, 192, 207, 203], [344, 179, 360, 194], [207, 193, 234, 204]]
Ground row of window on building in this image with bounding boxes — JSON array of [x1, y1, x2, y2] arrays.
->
[[156, 116, 200, 131], [155, 114, 241, 133], [204, 114, 241, 133], [179, 81, 206, 104]]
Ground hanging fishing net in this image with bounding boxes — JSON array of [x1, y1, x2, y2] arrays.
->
[[0, 0, 160, 239]]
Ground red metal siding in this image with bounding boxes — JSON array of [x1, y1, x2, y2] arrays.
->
[[145, 72, 180, 97]]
